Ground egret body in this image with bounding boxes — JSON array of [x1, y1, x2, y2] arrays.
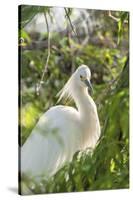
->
[[21, 65, 100, 180]]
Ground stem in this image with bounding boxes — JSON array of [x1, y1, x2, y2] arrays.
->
[[108, 11, 128, 23], [36, 12, 51, 95], [64, 8, 80, 43]]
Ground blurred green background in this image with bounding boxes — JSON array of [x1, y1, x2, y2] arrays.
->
[[19, 5, 129, 194]]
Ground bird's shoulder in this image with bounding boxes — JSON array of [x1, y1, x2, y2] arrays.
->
[[46, 105, 78, 116], [44, 105, 79, 123], [32, 105, 79, 135]]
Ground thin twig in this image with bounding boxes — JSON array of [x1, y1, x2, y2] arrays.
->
[[36, 12, 51, 95], [108, 11, 119, 22], [108, 11, 128, 23], [64, 8, 80, 43]]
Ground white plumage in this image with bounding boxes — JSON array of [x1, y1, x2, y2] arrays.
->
[[21, 65, 100, 180]]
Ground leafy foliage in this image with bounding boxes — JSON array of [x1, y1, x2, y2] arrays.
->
[[19, 5, 129, 194], [19, 5, 51, 29], [117, 12, 129, 44]]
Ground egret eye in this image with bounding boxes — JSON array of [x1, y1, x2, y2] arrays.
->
[[80, 75, 86, 81]]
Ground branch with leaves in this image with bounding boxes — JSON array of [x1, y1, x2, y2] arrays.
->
[[64, 8, 80, 43], [108, 11, 128, 23], [36, 12, 51, 95]]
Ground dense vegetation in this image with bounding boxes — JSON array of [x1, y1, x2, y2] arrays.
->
[[19, 5, 129, 194]]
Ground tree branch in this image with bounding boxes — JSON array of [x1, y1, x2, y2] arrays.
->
[[64, 8, 80, 42], [108, 11, 128, 23], [36, 12, 51, 95]]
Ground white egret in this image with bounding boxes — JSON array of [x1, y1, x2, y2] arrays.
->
[[21, 64, 100, 181]]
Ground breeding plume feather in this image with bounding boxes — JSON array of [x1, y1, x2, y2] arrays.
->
[[21, 65, 100, 181]]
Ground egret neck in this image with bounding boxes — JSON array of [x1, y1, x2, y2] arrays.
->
[[72, 86, 97, 119], [72, 85, 99, 149]]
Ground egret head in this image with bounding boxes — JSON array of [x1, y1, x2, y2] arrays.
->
[[75, 65, 93, 93], [57, 64, 93, 103]]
